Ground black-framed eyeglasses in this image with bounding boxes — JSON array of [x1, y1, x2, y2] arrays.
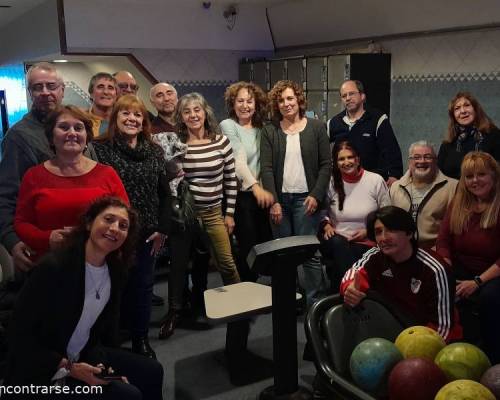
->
[[30, 82, 62, 93], [409, 154, 435, 161]]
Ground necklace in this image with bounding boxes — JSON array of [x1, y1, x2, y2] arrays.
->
[[86, 264, 107, 300]]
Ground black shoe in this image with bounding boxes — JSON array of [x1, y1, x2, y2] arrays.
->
[[158, 310, 181, 340], [131, 336, 156, 359], [152, 293, 164, 306]]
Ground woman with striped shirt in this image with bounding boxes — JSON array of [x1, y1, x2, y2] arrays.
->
[[159, 92, 241, 340]]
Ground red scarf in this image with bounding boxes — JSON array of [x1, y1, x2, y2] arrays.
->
[[342, 167, 364, 183]]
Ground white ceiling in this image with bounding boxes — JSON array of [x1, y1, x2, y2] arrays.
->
[[0, 0, 46, 28], [1, 0, 500, 54]]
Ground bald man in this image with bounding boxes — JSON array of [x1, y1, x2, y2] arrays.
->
[[114, 70, 139, 97], [149, 82, 178, 134]]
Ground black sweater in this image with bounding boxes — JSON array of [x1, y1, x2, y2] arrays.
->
[[93, 137, 170, 237]]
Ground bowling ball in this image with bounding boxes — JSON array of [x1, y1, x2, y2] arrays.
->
[[349, 337, 402, 396], [395, 326, 446, 360], [435, 379, 495, 400], [388, 357, 447, 400], [480, 364, 500, 398], [435, 342, 491, 382]]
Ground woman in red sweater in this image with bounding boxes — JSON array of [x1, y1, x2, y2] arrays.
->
[[437, 151, 500, 363], [14, 105, 128, 260]]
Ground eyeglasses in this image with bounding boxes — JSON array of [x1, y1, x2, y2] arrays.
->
[[117, 83, 139, 92], [30, 82, 62, 93], [341, 91, 360, 99], [409, 154, 435, 161]]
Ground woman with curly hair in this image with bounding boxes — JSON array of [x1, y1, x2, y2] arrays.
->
[[261, 80, 331, 306], [220, 81, 274, 282], [6, 196, 164, 399], [438, 92, 500, 179]]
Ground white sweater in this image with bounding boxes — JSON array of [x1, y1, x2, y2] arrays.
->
[[326, 170, 390, 239]]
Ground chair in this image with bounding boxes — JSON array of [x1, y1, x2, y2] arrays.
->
[[305, 294, 409, 400]]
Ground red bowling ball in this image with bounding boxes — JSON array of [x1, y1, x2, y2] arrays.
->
[[388, 357, 448, 400]]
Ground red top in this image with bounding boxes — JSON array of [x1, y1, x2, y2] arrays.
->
[[14, 163, 129, 258], [436, 206, 500, 275], [340, 247, 462, 342]]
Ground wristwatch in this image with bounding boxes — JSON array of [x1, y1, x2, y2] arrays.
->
[[473, 275, 483, 287]]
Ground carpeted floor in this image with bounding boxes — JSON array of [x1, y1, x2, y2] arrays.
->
[[144, 272, 317, 400]]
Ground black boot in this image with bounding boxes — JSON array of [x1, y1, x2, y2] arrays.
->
[[158, 309, 182, 340], [131, 336, 156, 359]]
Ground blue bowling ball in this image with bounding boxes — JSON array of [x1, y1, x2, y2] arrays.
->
[[350, 337, 403, 396]]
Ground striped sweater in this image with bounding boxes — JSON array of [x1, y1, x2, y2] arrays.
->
[[182, 135, 238, 216], [340, 247, 461, 341]]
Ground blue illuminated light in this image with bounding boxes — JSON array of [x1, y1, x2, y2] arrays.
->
[[0, 64, 29, 128]]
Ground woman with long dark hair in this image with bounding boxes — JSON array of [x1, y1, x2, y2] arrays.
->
[[438, 92, 500, 179], [93, 95, 169, 359], [320, 140, 390, 291], [5, 196, 163, 399]]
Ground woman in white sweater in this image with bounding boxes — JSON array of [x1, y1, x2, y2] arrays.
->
[[320, 140, 390, 291], [220, 82, 274, 281]]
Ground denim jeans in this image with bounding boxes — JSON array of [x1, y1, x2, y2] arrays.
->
[[271, 193, 327, 306]]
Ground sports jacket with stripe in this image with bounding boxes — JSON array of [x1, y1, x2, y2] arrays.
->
[[340, 246, 462, 341], [328, 107, 403, 181]]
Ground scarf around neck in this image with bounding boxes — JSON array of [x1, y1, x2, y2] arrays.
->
[[455, 124, 483, 152], [342, 167, 365, 183]]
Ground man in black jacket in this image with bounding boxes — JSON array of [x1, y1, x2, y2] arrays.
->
[[328, 80, 403, 186]]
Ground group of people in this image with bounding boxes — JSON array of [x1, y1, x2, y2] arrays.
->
[[0, 61, 499, 398]]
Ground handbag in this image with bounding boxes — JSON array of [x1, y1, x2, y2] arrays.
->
[[170, 180, 196, 232]]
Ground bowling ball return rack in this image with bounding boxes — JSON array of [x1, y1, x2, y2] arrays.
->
[[304, 293, 410, 399]]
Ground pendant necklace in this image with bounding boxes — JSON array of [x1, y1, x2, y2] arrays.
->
[[87, 268, 104, 300]]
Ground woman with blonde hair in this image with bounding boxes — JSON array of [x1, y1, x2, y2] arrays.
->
[[438, 92, 500, 179], [437, 151, 500, 363], [220, 81, 273, 282], [93, 95, 169, 359]]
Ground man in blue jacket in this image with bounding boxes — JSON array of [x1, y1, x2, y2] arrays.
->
[[328, 80, 403, 186]]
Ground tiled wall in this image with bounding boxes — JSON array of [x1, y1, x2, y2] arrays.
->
[[384, 28, 500, 161], [133, 49, 273, 119]]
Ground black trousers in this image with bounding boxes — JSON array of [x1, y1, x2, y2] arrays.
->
[[319, 234, 370, 293], [5, 347, 163, 400], [233, 191, 272, 282]]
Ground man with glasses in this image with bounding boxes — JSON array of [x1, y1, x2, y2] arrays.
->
[[113, 70, 139, 97], [390, 140, 457, 248], [328, 80, 403, 186], [0, 62, 66, 271]]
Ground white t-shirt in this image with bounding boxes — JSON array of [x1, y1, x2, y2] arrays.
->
[[282, 133, 308, 193], [327, 170, 390, 239], [66, 262, 111, 361]]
